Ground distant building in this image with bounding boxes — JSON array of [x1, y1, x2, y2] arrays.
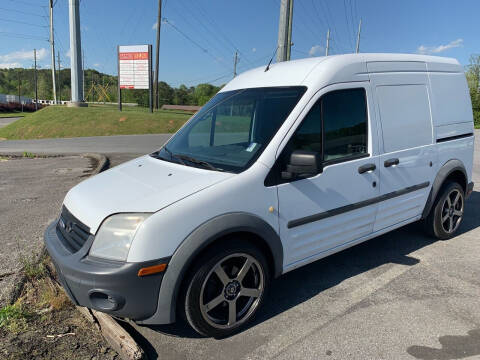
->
[[161, 104, 201, 113]]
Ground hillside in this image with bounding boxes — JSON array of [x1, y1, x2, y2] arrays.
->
[[0, 105, 192, 140]]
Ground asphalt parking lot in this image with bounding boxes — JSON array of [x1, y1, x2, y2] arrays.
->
[[1, 133, 478, 359], [0, 155, 93, 306]]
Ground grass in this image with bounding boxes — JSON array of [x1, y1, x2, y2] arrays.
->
[[0, 105, 192, 140], [20, 254, 48, 281], [0, 303, 30, 333], [0, 112, 26, 118], [22, 151, 36, 158]]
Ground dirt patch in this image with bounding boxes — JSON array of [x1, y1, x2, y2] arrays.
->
[[0, 258, 119, 360]]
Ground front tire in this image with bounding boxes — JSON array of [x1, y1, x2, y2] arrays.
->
[[425, 181, 465, 239], [184, 240, 269, 338]]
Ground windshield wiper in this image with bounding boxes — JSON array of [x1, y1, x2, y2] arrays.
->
[[174, 154, 220, 171], [152, 146, 187, 165]]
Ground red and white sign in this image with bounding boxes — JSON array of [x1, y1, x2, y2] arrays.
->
[[118, 45, 150, 90]]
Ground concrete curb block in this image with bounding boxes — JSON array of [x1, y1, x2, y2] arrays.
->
[[81, 153, 109, 175]]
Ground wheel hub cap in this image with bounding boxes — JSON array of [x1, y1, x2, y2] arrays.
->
[[224, 280, 241, 300]]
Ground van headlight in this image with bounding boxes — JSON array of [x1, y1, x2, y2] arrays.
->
[[89, 213, 151, 261]]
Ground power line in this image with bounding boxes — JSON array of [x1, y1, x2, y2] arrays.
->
[[309, 0, 328, 32], [0, 7, 47, 17], [186, 0, 255, 66], [343, 0, 354, 50], [169, 1, 233, 62], [162, 17, 231, 71], [8, 0, 46, 7], [0, 31, 48, 41], [0, 18, 48, 28]]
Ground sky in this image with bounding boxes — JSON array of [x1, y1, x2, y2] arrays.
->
[[0, 0, 479, 87]]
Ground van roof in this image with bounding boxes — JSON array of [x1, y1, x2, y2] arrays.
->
[[220, 53, 463, 92]]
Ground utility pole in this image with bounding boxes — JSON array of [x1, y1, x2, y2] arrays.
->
[[355, 19, 362, 54], [18, 70, 21, 106], [286, 0, 293, 61], [82, 49, 85, 101], [68, 0, 86, 106], [154, 0, 162, 110], [49, 0, 57, 104], [325, 29, 330, 56], [57, 51, 61, 102], [233, 51, 238, 77], [277, 0, 294, 62], [34, 49, 38, 110]]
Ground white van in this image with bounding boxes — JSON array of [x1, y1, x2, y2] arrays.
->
[[45, 54, 474, 337]]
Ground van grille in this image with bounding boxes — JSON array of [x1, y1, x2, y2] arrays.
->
[[56, 206, 91, 253]]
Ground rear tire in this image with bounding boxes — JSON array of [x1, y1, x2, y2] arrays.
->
[[424, 181, 464, 239], [183, 240, 269, 338]]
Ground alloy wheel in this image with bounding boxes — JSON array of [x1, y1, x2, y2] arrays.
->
[[199, 253, 264, 330], [441, 188, 464, 233]]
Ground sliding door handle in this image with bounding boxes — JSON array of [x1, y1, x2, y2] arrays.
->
[[358, 163, 376, 174], [384, 158, 400, 167]]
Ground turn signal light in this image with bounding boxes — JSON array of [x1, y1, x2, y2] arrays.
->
[[137, 263, 167, 277]]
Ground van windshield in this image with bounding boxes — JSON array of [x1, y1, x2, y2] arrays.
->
[[151, 86, 307, 173]]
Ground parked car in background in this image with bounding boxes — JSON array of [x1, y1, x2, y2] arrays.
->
[[45, 53, 474, 337]]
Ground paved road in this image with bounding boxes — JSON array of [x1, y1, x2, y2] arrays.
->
[[0, 117, 21, 128], [0, 134, 172, 154], [0, 155, 93, 306]]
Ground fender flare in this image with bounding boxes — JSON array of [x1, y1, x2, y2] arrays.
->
[[421, 159, 467, 219], [138, 212, 283, 325]]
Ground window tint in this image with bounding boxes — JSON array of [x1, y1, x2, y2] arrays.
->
[[280, 88, 368, 176], [287, 101, 321, 153], [322, 88, 367, 161]]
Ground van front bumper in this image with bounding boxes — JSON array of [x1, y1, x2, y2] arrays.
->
[[44, 220, 169, 321]]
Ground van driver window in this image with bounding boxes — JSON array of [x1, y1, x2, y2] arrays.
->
[[322, 88, 368, 161], [283, 88, 367, 165]]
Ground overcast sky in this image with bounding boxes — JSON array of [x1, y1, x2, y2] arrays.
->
[[0, 0, 478, 87]]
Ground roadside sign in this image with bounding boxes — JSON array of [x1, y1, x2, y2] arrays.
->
[[117, 44, 153, 112]]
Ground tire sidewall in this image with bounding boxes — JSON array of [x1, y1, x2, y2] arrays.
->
[[432, 181, 464, 240], [184, 240, 270, 338]]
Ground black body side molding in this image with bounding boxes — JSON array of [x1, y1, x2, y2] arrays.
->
[[288, 182, 430, 229], [436, 133, 473, 143], [421, 159, 468, 219]]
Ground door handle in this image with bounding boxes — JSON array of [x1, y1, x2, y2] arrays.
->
[[358, 163, 376, 174], [384, 158, 400, 167]]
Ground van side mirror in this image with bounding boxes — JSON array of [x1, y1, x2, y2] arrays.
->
[[281, 150, 321, 180]]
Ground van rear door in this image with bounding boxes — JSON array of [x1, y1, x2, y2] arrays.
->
[[368, 62, 436, 231]]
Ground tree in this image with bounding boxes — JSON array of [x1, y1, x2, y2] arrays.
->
[[466, 55, 480, 127], [193, 83, 219, 105]]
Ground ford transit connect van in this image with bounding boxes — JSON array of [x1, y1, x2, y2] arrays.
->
[[45, 54, 474, 337]]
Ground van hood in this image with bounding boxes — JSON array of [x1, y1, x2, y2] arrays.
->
[[63, 155, 234, 233]]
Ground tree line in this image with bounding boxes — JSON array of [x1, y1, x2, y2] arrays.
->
[[0, 55, 479, 125], [466, 55, 480, 127], [0, 68, 221, 107]]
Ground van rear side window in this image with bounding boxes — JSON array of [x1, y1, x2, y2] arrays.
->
[[376, 85, 433, 153]]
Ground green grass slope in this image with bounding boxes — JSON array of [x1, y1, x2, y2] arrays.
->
[[0, 105, 192, 140]]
